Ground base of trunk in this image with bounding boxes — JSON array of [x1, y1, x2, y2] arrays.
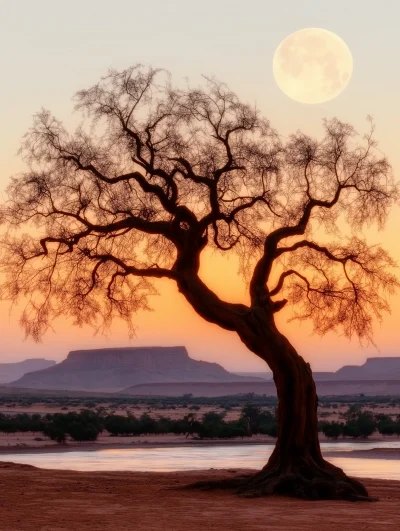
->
[[186, 459, 376, 502], [236, 469, 373, 501]]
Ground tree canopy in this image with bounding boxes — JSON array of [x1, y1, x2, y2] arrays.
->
[[1, 65, 398, 342]]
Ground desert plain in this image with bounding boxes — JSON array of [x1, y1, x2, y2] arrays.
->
[[1, 463, 400, 531]]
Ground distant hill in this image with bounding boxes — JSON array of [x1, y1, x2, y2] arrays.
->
[[0, 359, 56, 384], [240, 359, 400, 383], [0, 385, 109, 397], [234, 360, 400, 382], [2, 378, 400, 398], [233, 371, 340, 381], [312, 372, 336, 381], [233, 372, 272, 381], [310, 358, 400, 381], [121, 379, 400, 397], [8, 347, 263, 392], [333, 358, 400, 380], [7, 352, 400, 395]]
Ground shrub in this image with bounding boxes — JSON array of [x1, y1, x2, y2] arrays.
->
[[343, 411, 376, 438], [321, 421, 343, 439], [68, 421, 100, 442], [377, 419, 398, 436], [42, 422, 67, 444], [196, 411, 226, 438], [104, 415, 139, 436]]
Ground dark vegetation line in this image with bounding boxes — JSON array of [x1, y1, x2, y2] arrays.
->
[[1, 404, 400, 443], [2, 392, 400, 408]]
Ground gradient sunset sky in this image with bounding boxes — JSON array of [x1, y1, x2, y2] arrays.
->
[[1, 0, 399, 371]]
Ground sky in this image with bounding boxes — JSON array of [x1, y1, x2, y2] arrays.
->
[[0, 0, 400, 371]]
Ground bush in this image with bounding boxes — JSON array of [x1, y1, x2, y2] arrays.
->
[[170, 414, 198, 436], [377, 418, 398, 436], [0, 413, 44, 434], [139, 413, 157, 434], [258, 420, 278, 437], [196, 411, 226, 438], [42, 422, 67, 444], [68, 421, 100, 442], [217, 420, 247, 439], [240, 405, 277, 437], [104, 415, 140, 436], [321, 421, 343, 439], [342, 411, 377, 438], [154, 416, 174, 434]]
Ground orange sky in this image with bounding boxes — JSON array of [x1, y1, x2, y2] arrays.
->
[[0, 1, 400, 372]]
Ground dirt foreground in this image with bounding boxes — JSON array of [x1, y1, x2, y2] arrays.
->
[[1, 463, 400, 531]]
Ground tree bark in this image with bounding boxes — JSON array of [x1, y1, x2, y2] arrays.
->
[[233, 312, 373, 500]]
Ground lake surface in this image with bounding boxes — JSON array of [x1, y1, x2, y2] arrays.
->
[[2, 441, 400, 480]]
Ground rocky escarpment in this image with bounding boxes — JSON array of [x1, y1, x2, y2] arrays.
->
[[334, 357, 400, 380], [8, 346, 263, 392], [0, 359, 56, 384], [232, 358, 400, 382]]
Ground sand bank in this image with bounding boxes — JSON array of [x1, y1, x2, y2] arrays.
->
[[1, 431, 400, 454]]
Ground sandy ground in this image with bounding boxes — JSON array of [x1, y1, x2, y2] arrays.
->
[[1, 463, 399, 531]]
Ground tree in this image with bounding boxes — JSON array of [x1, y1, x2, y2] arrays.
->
[[1, 65, 398, 500], [342, 410, 377, 438], [68, 421, 100, 442], [320, 421, 343, 440], [42, 422, 67, 444], [240, 404, 277, 436], [377, 418, 397, 436], [104, 414, 140, 436], [197, 411, 226, 438], [139, 413, 157, 434], [241, 404, 262, 436]]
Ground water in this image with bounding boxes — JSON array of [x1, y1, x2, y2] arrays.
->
[[2, 441, 400, 480]]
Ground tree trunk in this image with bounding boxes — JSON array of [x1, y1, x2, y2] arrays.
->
[[233, 314, 373, 500], [176, 274, 373, 500], [267, 341, 323, 473]]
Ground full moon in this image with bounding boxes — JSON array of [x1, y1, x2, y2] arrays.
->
[[273, 28, 353, 104]]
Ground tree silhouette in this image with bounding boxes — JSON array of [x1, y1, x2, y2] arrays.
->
[[1, 65, 398, 500]]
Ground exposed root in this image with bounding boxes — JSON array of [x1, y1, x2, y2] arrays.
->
[[185, 468, 377, 502], [236, 470, 376, 501], [185, 473, 253, 491]]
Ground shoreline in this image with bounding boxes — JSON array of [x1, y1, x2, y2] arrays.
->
[[0, 439, 277, 454], [324, 447, 400, 460], [1, 437, 400, 459]]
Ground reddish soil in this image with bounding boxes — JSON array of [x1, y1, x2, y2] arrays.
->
[[1, 463, 399, 530]]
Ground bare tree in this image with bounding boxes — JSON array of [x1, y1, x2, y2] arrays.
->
[[1, 65, 398, 500]]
